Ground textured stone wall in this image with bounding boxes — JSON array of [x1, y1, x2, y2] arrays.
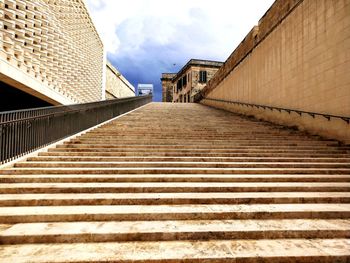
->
[[190, 66, 218, 97], [173, 66, 220, 103], [0, 0, 104, 104], [161, 73, 176, 102], [105, 62, 135, 99], [202, 0, 350, 142]]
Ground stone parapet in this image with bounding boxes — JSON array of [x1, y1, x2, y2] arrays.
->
[[201, 0, 350, 142], [105, 62, 135, 99], [200, 0, 302, 98]]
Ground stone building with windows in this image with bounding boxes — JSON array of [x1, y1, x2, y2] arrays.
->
[[161, 59, 223, 103], [0, 0, 104, 109], [105, 62, 135, 99]]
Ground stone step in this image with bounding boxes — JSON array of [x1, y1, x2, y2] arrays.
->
[[60, 143, 345, 148], [14, 161, 350, 169], [2, 167, 350, 175], [0, 204, 349, 223], [0, 182, 349, 194], [83, 129, 310, 133], [85, 125, 298, 130], [80, 134, 321, 138], [0, 192, 349, 206], [37, 151, 350, 157], [47, 147, 350, 154], [99, 136, 325, 140], [1, 239, 349, 262], [82, 129, 316, 134], [65, 140, 340, 146], [1, 174, 349, 183], [1, 219, 349, 244], [26, 156, 350, 163], [71, 138, 336, 144]]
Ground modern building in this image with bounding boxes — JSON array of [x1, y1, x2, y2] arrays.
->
[[137, 84, 153, 96], [105, 62, 135, 99], [0, 0, 104, 110], [161, 59, 223, 103]]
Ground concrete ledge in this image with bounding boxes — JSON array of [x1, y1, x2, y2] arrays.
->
[[0, 60, 73, 105]]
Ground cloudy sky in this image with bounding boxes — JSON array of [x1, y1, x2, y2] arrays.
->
[[86, 0, 275, 101]]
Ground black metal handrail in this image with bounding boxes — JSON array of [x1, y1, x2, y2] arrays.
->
[[204, 98, 350, 124], [0, 95, 152, 164]]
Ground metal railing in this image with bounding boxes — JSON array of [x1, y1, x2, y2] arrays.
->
[[0, 95, 152, 164], [204, 98, 350, 124]]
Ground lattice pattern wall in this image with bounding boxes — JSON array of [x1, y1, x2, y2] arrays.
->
[[0, 0, 104, 103]]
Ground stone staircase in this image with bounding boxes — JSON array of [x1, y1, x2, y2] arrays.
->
[[0, 102, 349, 262]]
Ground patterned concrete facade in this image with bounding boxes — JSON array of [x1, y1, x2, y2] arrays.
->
[[105, 62, 135, 99], [200, 0, 350, 143], [0, 0, 104, 105]]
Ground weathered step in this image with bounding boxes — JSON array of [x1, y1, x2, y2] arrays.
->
[[65, 140, 341, 146], [2, 174, 349, 183], [76, 138, 338, 144], [26, 156, 350, 163], [0, 204, 349, 223], [37, 151, 350, 157], [70, 138, 338, 145], [0, 192, 349, 206], [0, 182, 349, 194], [47, 147, 350, 154], [13, 161, 350, 169], [1, 219, 349, 244], [85, 125, 296, 130], [76, 133, 307, 137], [2, 167, 350, 175], [83, 130, 312, 134], [84, 133, 318, 139], [1, 239, 349, 262], [59, 143, 347, 149]]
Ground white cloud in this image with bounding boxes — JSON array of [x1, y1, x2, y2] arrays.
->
[[86, 0, 275, 58], [85, 0, 275, 101]]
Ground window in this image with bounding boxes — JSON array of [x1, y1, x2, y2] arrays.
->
[[199, 71, 207, 83], [182, 75, 187, 87], [177, 79, 182, 91]]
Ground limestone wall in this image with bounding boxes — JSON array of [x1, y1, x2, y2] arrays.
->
[[202, 0, 350, 143], [0, 0, 104, 105], [161, 73, 176, 102], [105, 62, 135, 99]]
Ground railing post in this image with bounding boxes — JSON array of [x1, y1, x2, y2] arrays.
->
[[0, 125, 3, 164]]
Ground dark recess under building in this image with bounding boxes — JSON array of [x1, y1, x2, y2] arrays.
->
[[0, 81, 52, 112]]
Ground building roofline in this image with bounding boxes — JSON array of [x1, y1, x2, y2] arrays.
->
[[82, 0, 104, 48], [161, 73, 177, 81], [172, 58, 224, 82], [106, 61, 135, 92]]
